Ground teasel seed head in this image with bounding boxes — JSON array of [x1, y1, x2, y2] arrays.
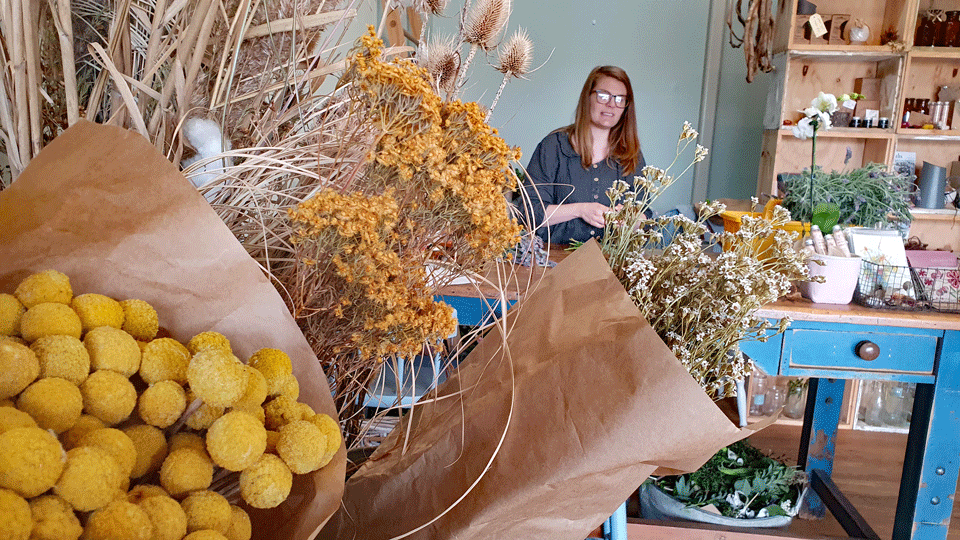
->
[[462, 0, 512, 50], [494, 28, 532, 77], [414, 0, 449, 16], [418, 36, 460, 93]]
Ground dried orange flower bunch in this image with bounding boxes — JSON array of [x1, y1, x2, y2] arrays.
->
[[287, 29, 522, 437], [0, 270, 340, 540]]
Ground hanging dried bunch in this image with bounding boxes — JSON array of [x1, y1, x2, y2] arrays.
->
[[419, 36, 461, 94], [486, 27, 532, 121], [727, 0, 776, 82]]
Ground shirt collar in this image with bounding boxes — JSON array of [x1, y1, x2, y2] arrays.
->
[[556, 131, 579, 158]]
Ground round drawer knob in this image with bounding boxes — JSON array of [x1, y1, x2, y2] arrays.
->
[[856, 341, 880, 361]]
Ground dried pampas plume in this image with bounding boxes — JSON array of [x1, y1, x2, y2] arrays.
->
[[419, 37, 461, 95], [486, 28, 532, 122]]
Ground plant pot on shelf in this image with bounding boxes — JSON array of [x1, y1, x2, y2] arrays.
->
[[638, 483, 802, 529], [799, 253, 863, 304]]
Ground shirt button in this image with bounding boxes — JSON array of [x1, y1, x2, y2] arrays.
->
[[590, 230, 596, 235], [593, 164, 598, 168], [593, 194, 599, 200], [593, 177, 599, 182]]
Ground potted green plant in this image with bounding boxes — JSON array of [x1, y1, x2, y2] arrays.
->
[[639, 440, 807, 528]]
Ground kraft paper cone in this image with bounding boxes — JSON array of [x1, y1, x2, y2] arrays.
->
[[322, 239, 772, 540], [0, 121, 345, 540]]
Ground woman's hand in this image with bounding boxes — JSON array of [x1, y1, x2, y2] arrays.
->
[[577, 202, 616, 228]]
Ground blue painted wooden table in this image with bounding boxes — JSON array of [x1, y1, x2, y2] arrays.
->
[[741, 300, 960, 540]]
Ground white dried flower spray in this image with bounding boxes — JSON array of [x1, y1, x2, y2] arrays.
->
[[486, 27, 532, 121], [599, 122, 811, 400]]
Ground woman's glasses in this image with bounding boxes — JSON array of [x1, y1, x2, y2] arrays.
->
[[592, 90, 628, 108]]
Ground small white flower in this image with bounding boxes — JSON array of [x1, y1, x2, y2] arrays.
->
[[811, 91, 838, 114], [756, 507, 770, 518], [791, 116, 814, 140], [725, 491, 745, 509]]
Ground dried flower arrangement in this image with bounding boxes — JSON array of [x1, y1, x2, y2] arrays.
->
[[1, 0, 537, 446], [599, 124, 809, 400]]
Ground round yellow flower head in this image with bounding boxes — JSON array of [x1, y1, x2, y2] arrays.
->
[[122, 425, 169, 479], [263, 395, 305, 431], [248, 348, 293, 396], [20, 302, 82, 342], [17, 377, 83, 433], [77, 427, 138, 479], [0, 426, 65, 498], [139, 338, 190, 385], [54, 446, 124, 512], [138, 380, 187, 428], [0, 488, 31, 540], [30, 334, 90, 384], [184, 531, 228, 540], [206, 410, 267, 472], [187, 349, 248, 408], [71, 293, 124, 333], [276, 420, 328, 474], [0, 341, 39, 399], [184, 391, 225, 430], [137, 494, 188, 540], [187, 331, 231, 355], [15, 269, 72, 308], [81, 370, 137, 425], [276, 373, 300, 400], [232, 366, 267, 410], [0, 407, 36, 434], [29, 494, 83, 540], [119, 299, 159, 341], [181, 490, 231, 535], [0, 293, 24, 336], [84, 326, 141, 376], [168, 431, 206, 454], [83, 499, 155, 540], [224, 504, 252, 540], [239, 453, 293, 509], [308, 413, 343, 467], [231, 402, 265, 424], [159, 448, 214, 498], [61, 414, 106, 449]]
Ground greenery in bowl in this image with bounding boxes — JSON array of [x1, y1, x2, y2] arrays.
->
[[649, 440, 806, 519], [779, 163, 915, 229]]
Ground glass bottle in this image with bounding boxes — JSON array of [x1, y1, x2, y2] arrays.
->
[[861, 380, 886, 427], [750, 372, 769, 416], [883, 382, 908, 427], [942, 12, 960, 47], [783, 381, 807, 419], [763, 384, 787, 416], [916, 11, 937, 46]]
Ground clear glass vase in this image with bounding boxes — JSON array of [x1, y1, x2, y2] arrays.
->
[[783, 384, 807, 419]]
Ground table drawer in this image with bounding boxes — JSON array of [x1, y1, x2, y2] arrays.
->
[[786, 327, 937, 374]]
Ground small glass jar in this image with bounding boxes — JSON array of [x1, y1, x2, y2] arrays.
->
[[878, 117, 890, 129], [918, 99, 931, 114], [850, 116, 863, 128], [904, 97, 917, 112], [863, 117, 875, 129], [783, 383, 807, 419], [762, 385, 787, 416]]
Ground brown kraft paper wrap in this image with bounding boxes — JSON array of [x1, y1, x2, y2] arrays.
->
[[322, 239, 775, 540], [0, 121, 345, 540]]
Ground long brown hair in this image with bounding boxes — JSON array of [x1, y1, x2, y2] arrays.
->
[[563, 65, 641, 175]]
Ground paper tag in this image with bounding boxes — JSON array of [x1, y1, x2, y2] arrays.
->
[[842, 99, 857, 111], [809, 14, 828, 38]]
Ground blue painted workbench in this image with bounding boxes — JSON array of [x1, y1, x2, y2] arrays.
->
[[741, 300, 960, 540]]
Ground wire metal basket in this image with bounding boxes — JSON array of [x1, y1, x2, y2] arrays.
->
[[854, 260, 960, 313]]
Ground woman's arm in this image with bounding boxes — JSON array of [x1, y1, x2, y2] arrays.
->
[[542, 202, 612, 229]]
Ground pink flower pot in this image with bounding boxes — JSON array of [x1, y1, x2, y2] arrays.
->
[[799, 254, 863, 304]]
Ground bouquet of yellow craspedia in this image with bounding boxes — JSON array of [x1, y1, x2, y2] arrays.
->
[[0, 269, 341, 540]]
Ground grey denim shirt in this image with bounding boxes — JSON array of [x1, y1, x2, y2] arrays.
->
[[519, 130, 645, 244]]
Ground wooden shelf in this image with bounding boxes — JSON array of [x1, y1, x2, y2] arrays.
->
[[789, 45, 903, 59], [896, 128, 960, 139], [776, 127, 896, 139], [908, 47, 960, 59]]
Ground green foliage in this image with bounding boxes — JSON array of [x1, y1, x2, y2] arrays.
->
[[780, 163, 914, 229], [651, 440, 806, 519]]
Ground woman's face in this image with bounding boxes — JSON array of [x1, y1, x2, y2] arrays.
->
[[589, 75, 628, 131]]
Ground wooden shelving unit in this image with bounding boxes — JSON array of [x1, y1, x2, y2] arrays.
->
[[757, 0, 960, 198]]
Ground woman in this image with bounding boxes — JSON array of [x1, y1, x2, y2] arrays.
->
[[520, 65, 645, 244]]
